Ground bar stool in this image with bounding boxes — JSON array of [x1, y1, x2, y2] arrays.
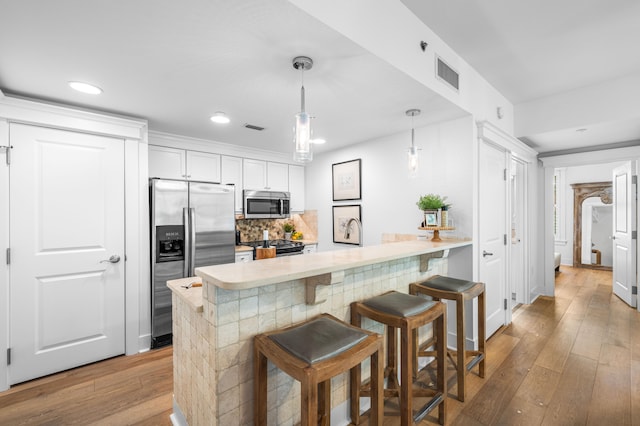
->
[[410, 275, 486, 402], [253, 313, 383, 425], [351, 291, 446, 425]]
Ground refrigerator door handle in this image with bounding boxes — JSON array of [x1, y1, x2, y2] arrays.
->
[[183, 207, 190, 278], [189, 207, 196, 276]]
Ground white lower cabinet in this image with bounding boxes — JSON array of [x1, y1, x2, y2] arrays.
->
[[235, 251, 253, 263]]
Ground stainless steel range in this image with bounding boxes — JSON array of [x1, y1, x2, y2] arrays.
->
[[243, 239, 305, 258]]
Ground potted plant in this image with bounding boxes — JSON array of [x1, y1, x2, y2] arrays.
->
[[283, 222, 295, 240], [416, 194, 448, 226]]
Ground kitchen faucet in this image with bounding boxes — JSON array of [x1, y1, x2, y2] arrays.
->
[[344, 217, 363, 247]]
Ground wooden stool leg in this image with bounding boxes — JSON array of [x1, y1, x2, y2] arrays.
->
[[387, 325, 397, 374], [400, 325, 413, 426], [436, 313, 446, 425], [350, 308, 362, 424], [456, 295, 466, 402], [301, 376, 318, 426], [318, 380, 331, 425], [254, 344, 268, 426], [478, 290, 486, 378], [370, 347, 383, 425]]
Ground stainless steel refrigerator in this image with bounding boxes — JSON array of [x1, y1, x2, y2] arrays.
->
[[150, 178, 235, 347]]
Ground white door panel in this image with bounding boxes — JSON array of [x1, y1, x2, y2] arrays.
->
[[479, 141, 508, 337], [612, 162, 636, 307], [9, 123, 125, 384]]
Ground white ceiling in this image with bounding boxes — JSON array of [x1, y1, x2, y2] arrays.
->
[[0, 0, 466, 157], [401, 0, 640, 154], [1, 1, 638, 156]]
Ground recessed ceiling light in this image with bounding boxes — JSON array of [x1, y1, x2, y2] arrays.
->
[[210, 112, 230, 124], [576, 128, 588, 132], [68, 81, 103, 95], [310, 138, 326, 144]]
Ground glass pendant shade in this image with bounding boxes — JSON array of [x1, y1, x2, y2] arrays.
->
[[405, 109, 421, 177], [407, 144, 419, 177], [293, 111, 312, 163]]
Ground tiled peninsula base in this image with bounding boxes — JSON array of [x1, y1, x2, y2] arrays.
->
[[172, 257, 447, 425]]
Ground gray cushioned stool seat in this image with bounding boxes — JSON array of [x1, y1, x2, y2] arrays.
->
[[420, 275, 476, 293], [363, 291, 436, 318], [269, 316, 367, 364]]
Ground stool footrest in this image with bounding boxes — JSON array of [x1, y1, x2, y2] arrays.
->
[[466, 352, 485, 372], [414, 392, 445, 423]]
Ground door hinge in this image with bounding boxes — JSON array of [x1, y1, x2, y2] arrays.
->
[[5, 248, 9, 265], [633, 286, 638, 295], [6, 348, 11, 366], [633, 231, 637, 240], [512, 292, 516, 300], [632, 175, 637, 185], [503, 168, 507, 181], [0, 145, 12, 165], [504, 298, 508, 310], [504, 234, 507, 245]]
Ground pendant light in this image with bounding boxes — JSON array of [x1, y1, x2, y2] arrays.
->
[[406, 109, 421, 177], [292, 56, 313, 163]]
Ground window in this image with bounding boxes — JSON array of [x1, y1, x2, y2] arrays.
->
[[553, 168, 566, 244]]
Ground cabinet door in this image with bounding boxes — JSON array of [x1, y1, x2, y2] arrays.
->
[[221, 155, 243, 213], [149, 145, 186, 180], [267, 162, 289, 191], [243, 159, 267, 190], [186, 151, 221, 182], [289, 164, 305, 212]]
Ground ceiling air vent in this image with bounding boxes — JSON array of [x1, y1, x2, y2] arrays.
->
[[436, 56, 459, 92], [244, 123, 265, 131]]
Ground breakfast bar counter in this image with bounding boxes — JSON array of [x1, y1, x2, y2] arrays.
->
[[169, 238, 472, 425]]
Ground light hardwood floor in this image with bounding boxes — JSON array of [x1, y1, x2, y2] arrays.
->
[[0, 266, 636, 425]]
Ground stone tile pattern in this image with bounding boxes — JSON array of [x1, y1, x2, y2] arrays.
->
[[236, 210, 317, 242], [173, 255, 447, 425]]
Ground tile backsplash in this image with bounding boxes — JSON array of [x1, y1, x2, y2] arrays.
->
[[236, 210, 317, 242]]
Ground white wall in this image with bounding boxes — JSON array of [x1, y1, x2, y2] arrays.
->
[[305, 115, 474, 251], [555, 161, 623, 265]]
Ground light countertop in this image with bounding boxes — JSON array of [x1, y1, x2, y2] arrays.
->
[[196, 238, 471, 290], [166, 276, 203, 312]]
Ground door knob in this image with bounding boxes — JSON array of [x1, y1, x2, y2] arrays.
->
[[482, 250, 493, 257], [100, 255, 121, 264]]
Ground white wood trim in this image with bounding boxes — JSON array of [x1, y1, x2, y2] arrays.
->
[[149, 130, 297, 165], [0, 118, 9, 392], [540, 145, 640, 168], [0, 92, 146, 140], [477, 120, 538, 161]]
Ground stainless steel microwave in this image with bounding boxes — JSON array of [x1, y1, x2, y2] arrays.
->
[[243, 190, 290, 219]]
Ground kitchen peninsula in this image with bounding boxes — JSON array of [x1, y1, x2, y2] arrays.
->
[[169, 238, 472, 425]]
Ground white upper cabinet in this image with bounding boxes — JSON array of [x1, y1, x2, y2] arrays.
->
[[148, 145, 220, 182], [186, 150, 221, 182], [149, 146, 186, 180], [288, 164, 305, 212], [267, 162, 289, 192], [221, 155, 243, 213], [243, 159, 288, 192]]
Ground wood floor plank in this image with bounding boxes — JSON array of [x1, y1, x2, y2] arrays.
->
[[587, 343, 631, 426], [541, 354, 598, 425]]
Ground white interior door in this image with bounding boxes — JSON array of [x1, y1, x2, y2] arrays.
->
[[510, 158, 526, 308], [479, 140, 508, 337], [612, 162, 636, 307], [9, 123, 126, 384]]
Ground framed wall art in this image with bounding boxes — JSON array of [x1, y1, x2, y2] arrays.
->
[[332, 159, 361, 201], [333, 204, 362, 245]]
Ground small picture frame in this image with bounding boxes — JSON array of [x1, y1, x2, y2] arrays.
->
[[332, 159, 361, 201], [425, 211, 439, 226], [333, 205, 362, 244]]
